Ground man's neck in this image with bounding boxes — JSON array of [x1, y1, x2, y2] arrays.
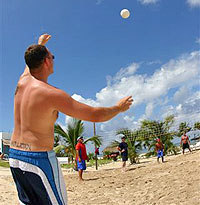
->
[[31, 72, 48, 83]]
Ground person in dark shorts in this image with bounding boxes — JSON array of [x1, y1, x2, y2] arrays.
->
[[118, 136, 128, 171], [180, 133, 192, 154]]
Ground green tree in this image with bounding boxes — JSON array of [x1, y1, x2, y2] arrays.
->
[[54, 118, 102, 166], [193, 122, 200, 130], [54, 135, 60, 147], [139, 115, 178, 156], [178, 122, 192, 136], [87, 152, 95, 160]]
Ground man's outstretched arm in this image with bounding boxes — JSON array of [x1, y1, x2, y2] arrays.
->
[[50, 89, 133, 122]]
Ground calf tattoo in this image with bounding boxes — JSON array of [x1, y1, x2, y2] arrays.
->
[[11, 141, 31, 150]]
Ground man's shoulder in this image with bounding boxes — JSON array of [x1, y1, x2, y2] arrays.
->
[[35, 82, 67, 98], [119, 142, 127, 146], [76, 142, 81, 148]]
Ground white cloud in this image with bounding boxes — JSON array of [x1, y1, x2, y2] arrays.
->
[[145, 102, 154, 118], [161, 105, 175, 119], [162, 91, 200, 126], [138, 0, 200, 8], [106, 63, 139, 85], [138, 0, 159, 5], [173, 86, 190, 103], [71, 94, 99, 107], [64, 50, 200, 148], [187, 0, 200, 7], [176, 104, 183, 113]]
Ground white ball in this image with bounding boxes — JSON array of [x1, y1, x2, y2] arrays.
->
[[120, 9, 130, 19]]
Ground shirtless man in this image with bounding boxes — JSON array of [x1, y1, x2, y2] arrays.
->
[[9, 34, 133, 205], [155, 138, 164, 163], [180, 133, 192, 154]]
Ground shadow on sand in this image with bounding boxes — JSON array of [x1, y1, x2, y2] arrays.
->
[[84, 177, 99, 181]]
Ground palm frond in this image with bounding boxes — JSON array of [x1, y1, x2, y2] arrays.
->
[[109, 140, 120, 148], [54, 124, 68, 139], [84, 135, 102, 147]]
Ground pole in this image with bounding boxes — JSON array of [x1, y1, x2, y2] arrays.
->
[[93, 122, 98, 170]]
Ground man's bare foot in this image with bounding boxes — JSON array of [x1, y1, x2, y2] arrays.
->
[[79, 178, 84, 182], [122, 168, 127, 172]]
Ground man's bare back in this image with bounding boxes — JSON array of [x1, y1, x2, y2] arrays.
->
[[11, 75, 59, 151]]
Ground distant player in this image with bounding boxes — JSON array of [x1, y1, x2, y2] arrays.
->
[[76, 137, 89, 181], [180, 133, 192, 154], [155, 139, 164, 163], [118, 136, 128, 171]]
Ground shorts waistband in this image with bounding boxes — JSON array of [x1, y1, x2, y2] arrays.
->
[[9, 148, 55, 159]]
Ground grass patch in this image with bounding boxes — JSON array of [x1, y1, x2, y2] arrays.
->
[[61, 158, 113, 169], [87, 159, 113, 167], [61, 163, 74, 169], [0, 160, 10, 168]]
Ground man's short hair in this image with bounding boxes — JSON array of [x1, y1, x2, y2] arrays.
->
[[24, 44, 48, 70]]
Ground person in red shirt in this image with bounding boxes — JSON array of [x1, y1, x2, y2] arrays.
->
[[76, 137, 89, 181], [180, 133, 192, 154], [155, 138, 164, 163], [95, 147, 99, 155]]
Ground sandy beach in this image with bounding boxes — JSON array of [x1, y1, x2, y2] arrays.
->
[[0, 150, 199, 205]]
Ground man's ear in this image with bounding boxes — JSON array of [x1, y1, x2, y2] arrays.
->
[[43, 57, 51, 69], [43, 57, 49, 66]]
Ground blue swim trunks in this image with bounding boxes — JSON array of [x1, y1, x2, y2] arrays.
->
[[157, 149, 163, 158], [77, 159, 86, 170], [9, 148, 68, 205]]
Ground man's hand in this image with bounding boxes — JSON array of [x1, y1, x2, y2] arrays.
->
[[38, 34, 51, 45], [117, 96, 133, 112]]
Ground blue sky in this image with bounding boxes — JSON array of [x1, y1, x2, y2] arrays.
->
[[0, 0, 200, 148]]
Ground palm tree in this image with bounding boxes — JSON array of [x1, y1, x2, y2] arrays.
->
[[54, 118, 102, 166], [140, 115, 179, 156], [117, 129, 143, 164], [54, 135, 60, 147], [178, 122, 192, 136], [194, 122, 200, 130]]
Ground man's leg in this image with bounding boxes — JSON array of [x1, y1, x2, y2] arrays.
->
[[161, 156, 164, 163], [122, 161, 126, 172], [161, 150, 164, 163], [122, 161, 126, 168], [78, 169, 83, 181], [157, 151, 160, 163]]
